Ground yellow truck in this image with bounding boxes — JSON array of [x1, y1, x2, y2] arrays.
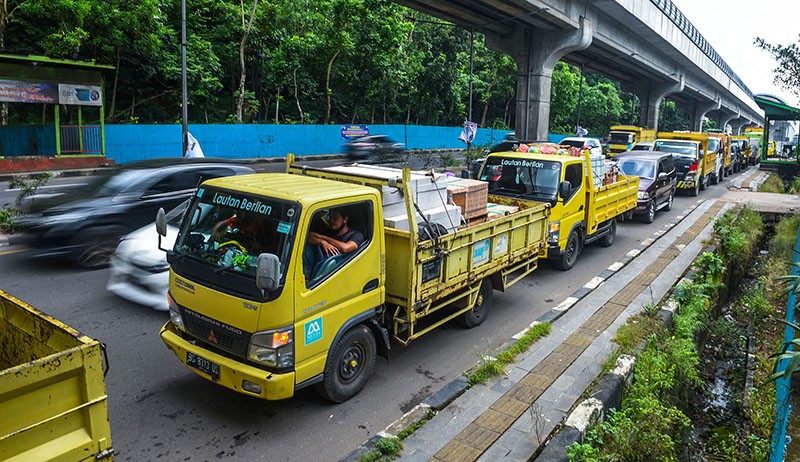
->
[[158, 155, 550, 402], [654, 132, 720, 196], [605, 125, 656, 156], [0, 290, 113, 461], [706, 130, 734, 176], [478, 149, 639, 270], [731, 135, 753, 169]]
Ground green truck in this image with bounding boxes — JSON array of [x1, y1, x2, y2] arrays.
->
[[0, 290, 113, 461]]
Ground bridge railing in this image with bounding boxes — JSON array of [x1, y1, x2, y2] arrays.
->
[[650, 0, 755, 100]]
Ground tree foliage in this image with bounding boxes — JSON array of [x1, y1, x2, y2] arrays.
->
[[2, 0, 644, 133], [756, 35, 800, 99]]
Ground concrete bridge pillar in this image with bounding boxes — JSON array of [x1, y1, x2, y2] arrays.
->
[[716, 109, 739, 133], [633, 76, 684, 131], [486, 17, 593, 140], [690, 98, 721, 132], [729, 118, 746, 135]]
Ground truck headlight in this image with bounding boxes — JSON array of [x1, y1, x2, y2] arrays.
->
[[548, 221, 560, 244], [637, 191, 650, 200], [249, 327, 294, 368], [168, 293, 185, 332]]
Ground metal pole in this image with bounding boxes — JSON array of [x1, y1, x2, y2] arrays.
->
[[468, 29, 474, 158], [575, 64, 585, 134], [181, 0, 189, 157]]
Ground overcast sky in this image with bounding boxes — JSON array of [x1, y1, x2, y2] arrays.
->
[[670, 0, 799, 108]]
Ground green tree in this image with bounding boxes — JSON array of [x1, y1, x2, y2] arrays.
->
[[756, 35, 800, 99]]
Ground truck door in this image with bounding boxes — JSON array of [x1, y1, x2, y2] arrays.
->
[[558, 161, 585, 243], [293, 199, 382, 384]]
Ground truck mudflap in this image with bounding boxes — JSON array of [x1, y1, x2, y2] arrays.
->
[[160, 322, 295, 400]]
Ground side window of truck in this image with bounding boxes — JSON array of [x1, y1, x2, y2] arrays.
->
[[563, 163, 582, 201], [302, 201, 373, 288]]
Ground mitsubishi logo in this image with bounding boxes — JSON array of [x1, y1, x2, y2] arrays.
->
[[208, 330, 218, 344]]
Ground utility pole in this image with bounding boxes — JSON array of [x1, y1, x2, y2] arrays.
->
[[181, 0, 188, 156]]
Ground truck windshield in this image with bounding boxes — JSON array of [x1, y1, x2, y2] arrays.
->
[[481, 156, 560, 203], [609, 132, 633, 144], [654, 141, 697, 159], [174, 187, 299, 281], [708, 138, 721, 152]]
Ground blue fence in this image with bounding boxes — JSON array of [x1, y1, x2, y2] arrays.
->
[[0, 123, 572, 164]]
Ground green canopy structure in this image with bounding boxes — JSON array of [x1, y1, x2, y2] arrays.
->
[[754, 95, 800, 179], [0, 54, 114, 157]]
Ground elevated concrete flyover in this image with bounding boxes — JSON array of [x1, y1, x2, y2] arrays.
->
[[395, 0, 763, 138]]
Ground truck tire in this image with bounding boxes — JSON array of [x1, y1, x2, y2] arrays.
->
[[556, 230, 581, 271], [598, 219, 616, 247], [316, 325, 376, 403], [459, 279, 493, 328], [700, 174, 708, 191], [690, 179, 700, 196]]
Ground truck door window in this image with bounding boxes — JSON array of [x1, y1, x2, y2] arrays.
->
[[303, 201, 372, 288], [563, 163, 582, 200]]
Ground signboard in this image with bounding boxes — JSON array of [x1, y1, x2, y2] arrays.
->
[[0, 80, 58, 104], [341, 124, 368, 140], [58, 84, 103, 106]]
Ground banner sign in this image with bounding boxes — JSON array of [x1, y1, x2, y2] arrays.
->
[[341, 124, 369, 140], [458, 120, 478, 144], [0, 80, 58, 104], [58, 84, 103, 106]]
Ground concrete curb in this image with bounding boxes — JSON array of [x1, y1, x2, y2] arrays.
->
[[339, 199, 705, 461]]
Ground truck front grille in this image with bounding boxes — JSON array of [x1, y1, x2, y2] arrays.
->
[[182, 307, 249, 356]]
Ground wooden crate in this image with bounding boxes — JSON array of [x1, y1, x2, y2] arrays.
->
[[447, 178, 488, 219]]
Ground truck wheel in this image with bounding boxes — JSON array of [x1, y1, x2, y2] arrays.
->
[[556, 230, 581, 271], [459, 279, 493, 328], [700, 174, 708, 190], [639, 200, 655, 224], [598, 219, 616, 247], [690, 180, 700, 196], [316, 325, 376, 403]]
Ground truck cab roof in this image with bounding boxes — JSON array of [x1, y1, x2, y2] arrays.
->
[[202, 173, 378, 207]]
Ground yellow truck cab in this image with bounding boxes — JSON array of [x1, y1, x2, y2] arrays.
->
[[159, 156, 550, 402], [654, 132, 719, 196], [606, 125, 656, 157], [478, 149, 638, 270], [732, 136, 754, 167], [706, 130, 733, 177]]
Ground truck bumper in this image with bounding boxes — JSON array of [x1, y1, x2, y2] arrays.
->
[[160, 322, 296, 400], [545, 244, 562, 260]]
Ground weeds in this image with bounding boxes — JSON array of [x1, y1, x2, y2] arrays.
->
[[467, 322, 551, 385], [359, 437, 402, 462], [760, 173, 785, 193], [0, 173, 52, 233]]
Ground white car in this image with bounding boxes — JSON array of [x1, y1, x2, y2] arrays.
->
[[106, 201, 186, 311], [559, 137, 604, 157]]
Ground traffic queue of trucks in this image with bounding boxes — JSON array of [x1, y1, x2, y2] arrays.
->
[[156, 148, 638, 402]]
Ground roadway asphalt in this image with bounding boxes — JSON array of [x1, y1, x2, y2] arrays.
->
[[341, 166, 781, 462]]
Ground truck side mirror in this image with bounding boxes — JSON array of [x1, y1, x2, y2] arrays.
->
[[156, 208, 167, 252], [156, 208, 167, 236], [558, 181, 572, 200], [256, 253, 281, 292]]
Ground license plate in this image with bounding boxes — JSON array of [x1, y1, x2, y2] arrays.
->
[[186, 351, 220, 380]]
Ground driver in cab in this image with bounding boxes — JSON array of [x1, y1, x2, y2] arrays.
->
[[211, 211, 274, 256], [303, 207, 364, 281]]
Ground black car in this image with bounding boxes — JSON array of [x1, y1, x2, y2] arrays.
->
[[16, 159, 255, 268], [615, 151, 677, 223], [342, 135, 405, 163]]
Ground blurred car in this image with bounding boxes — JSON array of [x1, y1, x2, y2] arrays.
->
[[631, 142, 654, 151], [106, 199, 187, 311], [558, 137, 603, 157], [343, 134, 405, 163], [615, 151, 677, 223], [15, 159, 255, 269]]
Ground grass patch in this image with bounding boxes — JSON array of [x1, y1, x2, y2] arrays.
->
[[396, 409, 436, 440], [359, 437, 403, 462], [467, 322, 551, 385], [760, 173, 785, 193], [612, 311, 661, 354]]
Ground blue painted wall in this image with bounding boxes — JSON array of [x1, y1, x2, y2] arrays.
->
[[1, 124, 571, 164]]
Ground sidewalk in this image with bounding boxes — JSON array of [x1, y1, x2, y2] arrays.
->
[[343, 165, 778, 462]]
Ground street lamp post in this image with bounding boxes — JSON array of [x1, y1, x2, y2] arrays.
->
[[181, 0, 188, 157]]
